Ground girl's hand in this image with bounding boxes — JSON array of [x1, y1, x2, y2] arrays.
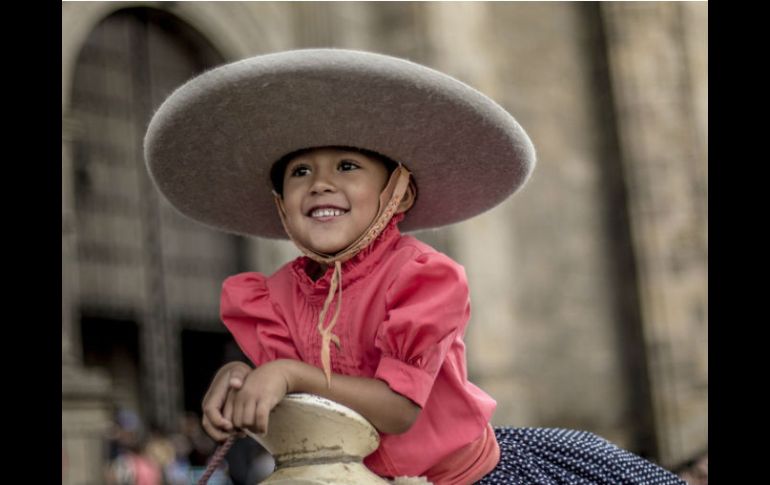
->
[[231, 360, 293, 436], [201, 361, 252, 442]]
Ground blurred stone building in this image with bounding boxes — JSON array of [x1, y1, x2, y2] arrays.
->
[[62, 2, 707, 484]]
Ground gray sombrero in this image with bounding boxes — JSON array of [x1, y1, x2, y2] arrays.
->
[[144, 48, 536, 239]]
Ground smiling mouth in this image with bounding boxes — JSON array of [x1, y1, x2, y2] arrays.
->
[[309, 208, 349, 219]]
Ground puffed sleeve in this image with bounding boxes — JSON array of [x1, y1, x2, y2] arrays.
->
[[374, 251, 470, 407], [220, 273, 300, 366]]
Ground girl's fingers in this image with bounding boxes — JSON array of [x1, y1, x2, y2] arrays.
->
[[202, 368, 237, 425], [255, 399, 275, 435], [241, 393, 258, 431], [202, 397, 229, 429], [201, 415, 231, 443], [222, 389, 235, 430], [228, 366, 250, 389], [232, 394, 244, 429], [202, 380, 226, 409]]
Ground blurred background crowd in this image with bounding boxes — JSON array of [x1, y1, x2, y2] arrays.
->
[[100, 409, 274, 485]]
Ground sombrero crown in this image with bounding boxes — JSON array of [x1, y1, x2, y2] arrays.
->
[[144, 49, 535, 238]]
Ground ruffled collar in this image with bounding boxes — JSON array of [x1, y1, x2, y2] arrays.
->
[[291, 213, 405, 300]]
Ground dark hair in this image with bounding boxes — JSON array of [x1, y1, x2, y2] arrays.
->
[[270, 146, 400, 196]]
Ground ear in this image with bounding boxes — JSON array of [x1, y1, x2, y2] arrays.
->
[[395, 180, 417, 214]]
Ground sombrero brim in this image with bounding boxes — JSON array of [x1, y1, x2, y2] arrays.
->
[[144, 49, 535, 239]]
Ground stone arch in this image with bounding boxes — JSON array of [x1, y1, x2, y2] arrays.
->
[[62, 1, 291, 112]]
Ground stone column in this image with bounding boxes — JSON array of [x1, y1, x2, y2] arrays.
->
[[129, 14, 182, 432], [62, 113, 83, 367], [62, 112, 114, 485], [419, 2, 532, 426], [599, 2, 708, 467], [62, 366, 113, 485]]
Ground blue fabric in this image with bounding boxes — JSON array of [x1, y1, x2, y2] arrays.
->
[[476, 427, 686, 485]]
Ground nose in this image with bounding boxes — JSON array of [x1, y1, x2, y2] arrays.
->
[[309, 169, 337, 195]]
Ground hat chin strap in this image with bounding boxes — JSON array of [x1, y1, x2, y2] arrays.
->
[[273, 165, 412, 387]]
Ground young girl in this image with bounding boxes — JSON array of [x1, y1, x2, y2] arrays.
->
[[145, 49, 686, 485]]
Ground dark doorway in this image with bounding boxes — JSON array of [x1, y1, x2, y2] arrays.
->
[[80, 315, 142, 414], [181, 329, 249, 415]]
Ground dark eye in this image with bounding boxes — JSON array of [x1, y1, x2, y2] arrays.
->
[[339, 160, 360, 171], [290, 165, 310, 177]]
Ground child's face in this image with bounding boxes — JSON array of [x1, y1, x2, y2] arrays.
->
[[281, 147, 390, 255]]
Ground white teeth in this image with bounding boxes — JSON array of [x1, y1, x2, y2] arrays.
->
[[311, 208, 347, 218]]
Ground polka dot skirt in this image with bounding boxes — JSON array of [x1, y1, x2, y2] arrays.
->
[[475, 427, 686, 485]]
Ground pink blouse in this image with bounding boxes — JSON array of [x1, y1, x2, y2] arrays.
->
[[220, 214, 498, 480]]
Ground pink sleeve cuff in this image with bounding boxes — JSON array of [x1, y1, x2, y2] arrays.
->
[[374, 356, 434, 408]]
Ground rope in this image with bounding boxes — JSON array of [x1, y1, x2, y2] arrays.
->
[[317, 261, 343, 387], [196, 435, 236, 485]]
